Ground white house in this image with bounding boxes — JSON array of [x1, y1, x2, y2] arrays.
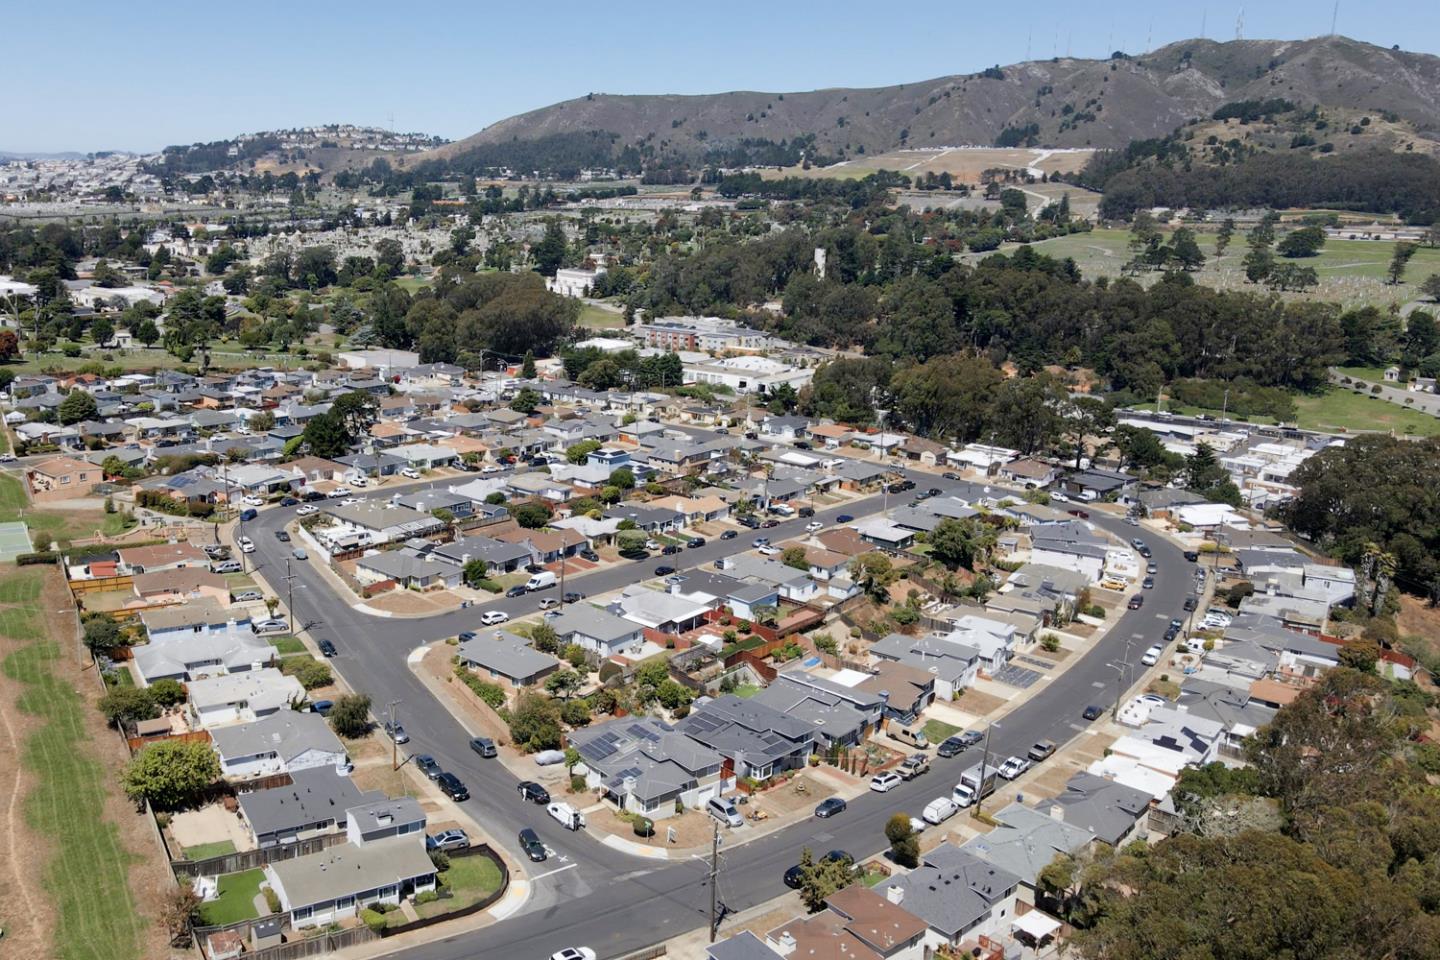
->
[[210, 712, 351, 779], [186, 668, 307, 729]]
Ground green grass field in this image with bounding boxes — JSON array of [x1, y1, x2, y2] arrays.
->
[[1334, 366, 1393, 385], [1141, 385, 1440, 437], [197, 868, 264, 925], [921, 718, 960, 743], [988, 228, 1440, 310], [1, 568, 149, 960], [414, 855, 505, 919], [267, 636, 306, 655], [578, 302, 625, 330], [0, 472, 133, 547], [182, 839, 237, 861]]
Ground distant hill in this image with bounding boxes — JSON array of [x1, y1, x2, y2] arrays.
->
[[432, 36, 1440, 169]]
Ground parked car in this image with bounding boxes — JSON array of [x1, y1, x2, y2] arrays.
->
[[538, 597, 560, 610], [898, 754, 931, 779], [1141, 644, 1164, 666], [1183, 550, 1200, 562], [274, 530, 291, 542], [922, 796, 960, 825], [470, 737, 497, 758], [479, 610, 509, 626], [414, 755, 442, 780], [814, 797, 847, 818], [869, 772, 903, 793], [707, 796, 744, 828], [1183, 597, 1198, 611], [752, 537, 770, 548], [937, 736, 968, 758], [997, 756, 1031, 780], [331, 487, 352, 497], [292, 548, 308, 561], [400, 467, 421, 479], [296, 504, 318, 517], [505, 585, 528, 598], [1028, 740, 1057, 762], [654, 565, 676, 576], [436, 773, 469, 802], [660, 544, 682, 555], [518, 781, 551, 804], [317, 638, 338, 657], [428, 828, 471, 852], [518, 827, 548, 862], [1082, 704, 1104, 721], [1147, 563, 1159, 575], [310, 699, 333, 716], [550, 949, 596, 960], [720, 530, 738, 540], [1138, 546, 1153, 559], [562, 592, 585, 604], [757, 546, 779, 556], [243, 495, 265, 507], [578, 549, 600, 562], [231, 589, 264, 603], [280, 497, 299, 507], [384, 720, 409, 744], [805, 521, 824, 532], [1142, 576, 1155, 590], [1067, 508, 1090, 519], [237, 537, 255, 553], [760, 519, 780, 529], [1127, 595, 1145, 610], [253, 619, 289, 635]]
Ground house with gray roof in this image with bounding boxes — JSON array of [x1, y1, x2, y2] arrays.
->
[[1036, 772, 1154, 847], [265, 833, 435, 930], [871, 632, 980, 699], [549, 604, 646, 658], [238, 767, 375, 849], [344, 795, 426, 845], [430, 533, 532, 573], [570, 717, 725, 820], [884, 843, 1021, 950], [751, 672, 876, 748], [706, 932, 784, 960], [353, 548, 463, 590], [958, 804, 1097, 894], [210, 712, 351, 780], [677, 694, 815, 782], [457, 631, 561, 690]]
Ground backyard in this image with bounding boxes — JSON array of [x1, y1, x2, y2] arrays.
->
[[0, 472, 134, 546], [198, 868, 265, 926], [414, 853, 506, 919]]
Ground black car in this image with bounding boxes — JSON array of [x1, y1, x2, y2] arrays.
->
[[814, 797, 847, 819], [563, 592, 585, 604], [937, 736, 969, 758], [1183, 550, 1200, 562], [579, 549, 600, 562], [458, 631, 477, 643], [470, 737, 497, 758], [1138, 546, 1153, 559], [1169, 618, 1184, 631], [1164, 626, 1180, 642], [275, 530, 291, 542], [661, 544, 682, 555], [761, 519, 780, 529], [414, 755, 442, 780], [1183, 597, 1197, 611], [518, 781, 550, 804], [794, 441, 811, 450], [506, 585, 529, 598], [1082, 704, 1104, 721], [797, 506, 815, 518], [437, 772, 469, 802], [686, 537, 706, 548], [280, 497, 299, 507], [942, 472, 960, 480], [836, 514, 854, 523], [1142, 576, 1155, 589], [1127, 595, 1145, 610], [737, 516, 760, 529], [518, 828, 548, 862], [654, 565, 676, 577], [302, 490, 327, 502], [720, 530, 738, 540], [927, 488, 943, 497], [317, 638, 338, 657]]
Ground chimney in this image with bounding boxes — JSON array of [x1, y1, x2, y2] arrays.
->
[[768, 932, 797, 957], [886, 884, 905, 905]]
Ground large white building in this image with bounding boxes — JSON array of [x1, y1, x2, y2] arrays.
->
[[546, 266, 607, 298], [683, 355, 813, 395]]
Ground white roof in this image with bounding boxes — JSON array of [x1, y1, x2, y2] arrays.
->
[[1013, 911, 1062, 940], [187, 667, 306, 714]]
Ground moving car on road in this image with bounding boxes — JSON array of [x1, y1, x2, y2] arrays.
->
[[1027, 740, 1057, 762], [814, 797, 847, 818], [518, 827, 547, 862], [869, 772, 903, 793], [480, 610, 509, 626], [1082, 704, 1104, 721]]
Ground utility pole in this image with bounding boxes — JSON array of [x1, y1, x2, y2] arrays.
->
[[283, 558, 297, 634], [973, 721, 997, 819], [388, 699, 401, 770], [708, 820, 721, 942]]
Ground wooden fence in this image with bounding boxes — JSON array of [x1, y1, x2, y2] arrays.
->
[[126, 728, 211, 754], [172, 831, 350, 879], [68, 573, 136, 595]]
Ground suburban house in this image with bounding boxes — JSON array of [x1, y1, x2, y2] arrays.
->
[[885, 844, 1021, 951], [1035, 772, 1153, 848], [116, 541, 210, 575], [615, 587, 711, 636], [430, 534, 533, 573], [492, 525, 590, 565], [237, 767, 373, 849], [570, 716, 727, 820], [456, 631, 562, 690], [960, 803, 1097, 899], [186, 667, 308, 729], [264, 827, 434, 929], [353, 548, 464, 590], [677, 694, 816, 781], [25, 455, 101, 502], [871, 631, 981, 699], [133, 607, 267, 685], [131, 567, 232, 606], [210, 712, 351, 779], [549, 605, 647, 658], [751, 673, 878, 749], [940, 614, 1017, 674], [764, 884, 928, 960]]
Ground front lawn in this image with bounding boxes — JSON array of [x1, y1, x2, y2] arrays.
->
[[267, 636, 306, 655], [921, 718, 960, 743], [198, 868, 265, 925], [414, 854, 506, 919]]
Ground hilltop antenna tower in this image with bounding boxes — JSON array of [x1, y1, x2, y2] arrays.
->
[[1235, 8, 1244, 40], [1201, 11, 1208, 39], [1147, 20, 1153, 51], [1330, 0, 1340, 36], [1026, 27, 1032, 60]]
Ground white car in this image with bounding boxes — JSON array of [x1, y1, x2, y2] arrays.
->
[[1141, 644, 1164, 666], [479, 610, 509, 626], [242, 495, 265, 507], [480, 465, 503, 474], [340, 497, 360, 506], [805, 521, 824, 532], [869, 772, 903, 793], [400, 467, 420, 479], [997, 756, 1031, 780], [550, 949, 596, 960], [757, 545, 780, 556], [296, 505, 317, 516]]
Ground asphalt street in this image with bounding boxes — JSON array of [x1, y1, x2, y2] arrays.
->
[[243, 478, 1194, 960]]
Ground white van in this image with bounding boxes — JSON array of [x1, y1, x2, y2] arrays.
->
[[547, 801, 585, 831], [707, 796, 743, 828], [922, 797, 959, 825], [525, 571, 558, 592]]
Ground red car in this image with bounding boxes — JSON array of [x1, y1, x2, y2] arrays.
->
[[1067, 508, 1090, 519]]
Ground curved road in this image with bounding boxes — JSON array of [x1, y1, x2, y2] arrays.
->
[[243, 482, 1192, 959]]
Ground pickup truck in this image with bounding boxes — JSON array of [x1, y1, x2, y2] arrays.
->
[[898, 754, 931, 780]]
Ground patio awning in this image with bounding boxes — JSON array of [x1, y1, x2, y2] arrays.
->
[[1013, 910, 1062, 940]]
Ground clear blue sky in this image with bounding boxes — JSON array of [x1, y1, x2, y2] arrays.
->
[[8, 0, 1438, 153]]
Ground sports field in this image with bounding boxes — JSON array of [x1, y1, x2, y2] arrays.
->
[[1139, 385, 1440, 438], [765, 146, 1094, 182]]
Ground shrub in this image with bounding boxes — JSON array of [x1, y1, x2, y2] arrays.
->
[[262, 886, 281, 914], [633, 816, 655, 838], [476, 578, 502, 593], [361, 909, 388, 933], [281, 657, 333, 690], [415, 890, 439, 905], [570, 774, 587, 793], [455, 666, 508, 710], [1040, 633, 1061, 653]]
